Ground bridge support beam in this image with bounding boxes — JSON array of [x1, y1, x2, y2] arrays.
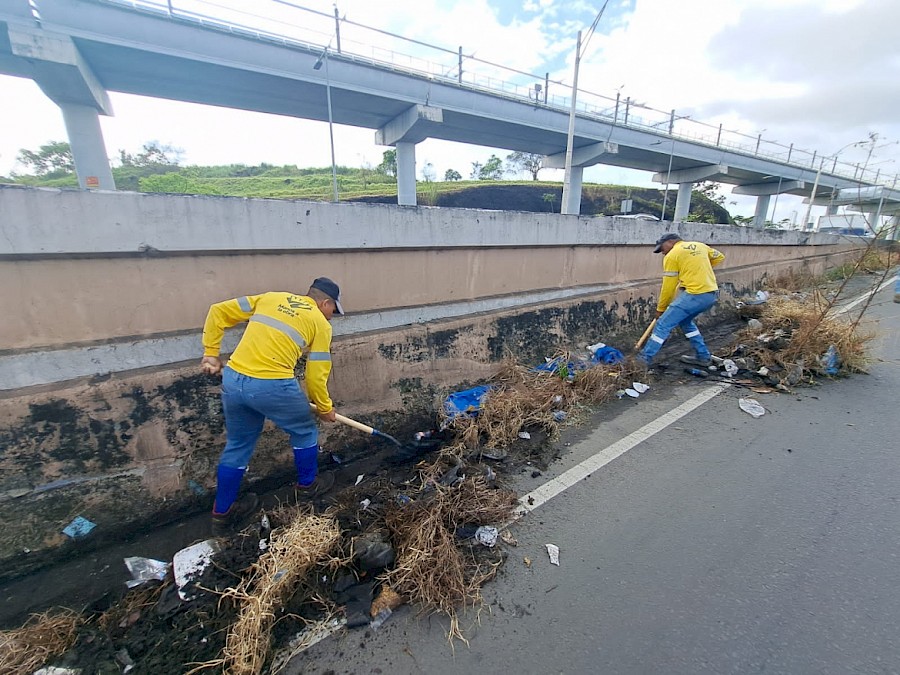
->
[[60, 103, 116, 190], [752, 195, 771, 229], [396, 142, 417, 206], [673, 182, 693, 221], [653, 164, 727, 222], [545, 142, 617, 215], [8, 25, 115, 189], [375, 105, 443, 207]]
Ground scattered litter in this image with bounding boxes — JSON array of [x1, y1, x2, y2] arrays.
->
[[500, 530, 518, 546], [359, 499, 371, 510], [475, 526, 499, 548], [616, 389, 626, 399], [518, 431, 531, 440], [552, 395, 564, 403], [546, 544, 560, 566], [552, 410, 567, 421], [414, 430, 434, 442], [481, 448, 508, 461], [747, 318, 763, 330], [624, 388, 640, 398], [355, 474, 364, 486], [524, 557, 532, 567], [33, 668, 81, 675], [483, 467, 496, 482], [330, 452, 344, 464], [123, 556, 169, 588], [757, 366, 770, 376], [370, 586, 404, 616], [683, 368, 708, 379], [750, 387, 776, 394], [819, 345, 840, 375], [187, 480, 207, 496], [590, 345, 625, 365], [632, 381, 650, 393], [739, 398, 766, 418], [352, 532, 396, 571], [444, 384, 492, 419], [173, 539, 222, 601], [370, 608, 393, 630], [62, 516, 96, 539], [586, 341, 606, 353], [268, 618, 346, 673], [722, 359, 739, 377], [395, 494, 412, 506]]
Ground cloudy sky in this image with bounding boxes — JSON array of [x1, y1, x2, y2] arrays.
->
[[2, 0, 898, 224]]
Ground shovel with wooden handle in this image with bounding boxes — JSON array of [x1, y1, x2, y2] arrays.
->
[[310, 403, 404, 449], [634, 318, 657, 351]]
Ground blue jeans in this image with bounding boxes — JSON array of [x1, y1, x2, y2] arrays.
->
[[219, 367, 318, 469], [641, 291, 718, 363]]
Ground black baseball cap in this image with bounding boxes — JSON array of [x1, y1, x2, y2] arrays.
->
[[653, 233, 682, 253], [311, 277, 344, 315]]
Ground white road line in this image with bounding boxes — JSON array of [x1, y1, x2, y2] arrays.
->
[[835, 275, 898, 315], [517, 382, 731, 515]]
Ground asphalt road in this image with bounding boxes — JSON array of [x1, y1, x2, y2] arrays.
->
[[292, 281, 900, 675]]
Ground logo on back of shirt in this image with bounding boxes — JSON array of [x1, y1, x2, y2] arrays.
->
[[277, 295, 312, 318]]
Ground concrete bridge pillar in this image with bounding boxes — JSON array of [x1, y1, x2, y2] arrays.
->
[[396, 142, 417, 206], [752, 195, 771, 229], [562, 167, 584, 215], [60, 103, 115, 190], [673, 182, 693, 221]]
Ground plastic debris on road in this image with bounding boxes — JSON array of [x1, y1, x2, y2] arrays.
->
[[739, 398, 766, 418], [722, 359, 739, 377], [624, 388, 640, 398], [370, 608, 393, 630], [124, 556, 170, 588], [546, 543, 560, 566], [500, 530, 518, 546], [355, 474, 364, 486], [62, 515, 96, 539], [632, 381, 650, 393], [518, 431, 531, 440], [820, 345, 840, 375], [443, 384, 492, 419], [475, 526, 499, 547], [173, 539, 223, 600], [552, 410, 567, 421], [360, 499, 371, 510]]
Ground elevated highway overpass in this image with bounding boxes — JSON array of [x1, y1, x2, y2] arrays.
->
[[2, 0, 898, 226]]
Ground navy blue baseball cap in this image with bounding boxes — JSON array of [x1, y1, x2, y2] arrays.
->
[[311, 277, 344, 314], [653, 233, 682, 253]]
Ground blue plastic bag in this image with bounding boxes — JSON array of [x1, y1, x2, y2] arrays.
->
[[444, 385, 492, 419]]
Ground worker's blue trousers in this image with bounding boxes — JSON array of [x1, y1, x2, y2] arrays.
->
[[641, 290, 718, 363], [214, 367, 319, 514]]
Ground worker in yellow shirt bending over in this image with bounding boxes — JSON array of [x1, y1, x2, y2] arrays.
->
[[640, 233, 725, 367], [200, 277, 343, 534]]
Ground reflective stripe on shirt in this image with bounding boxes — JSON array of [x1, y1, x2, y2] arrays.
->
[[237, 296, 252, 312], [307, 352, 331, 361], [249, 314, 308, 348]]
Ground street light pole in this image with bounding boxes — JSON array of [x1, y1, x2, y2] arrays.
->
[[561, 30, 582, 216], [802, 139, 866, 232], [314, 47, 339, 202]]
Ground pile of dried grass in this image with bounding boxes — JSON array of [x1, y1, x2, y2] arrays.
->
[[203, 510, 342, 675], [381, 476, 518, 642], [735, 295, 874, 376], [0, 609, 82, 675], [443, 356, 640, 453]]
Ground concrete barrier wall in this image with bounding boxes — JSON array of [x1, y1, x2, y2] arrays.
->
[[0, 185, 862, 576]]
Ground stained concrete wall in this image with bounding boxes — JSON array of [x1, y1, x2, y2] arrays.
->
[[0, 184, 862, 577]]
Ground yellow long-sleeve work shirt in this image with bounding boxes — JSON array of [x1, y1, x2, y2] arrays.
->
[[202, 292, 334, 412], [657, 241, 725, 312]]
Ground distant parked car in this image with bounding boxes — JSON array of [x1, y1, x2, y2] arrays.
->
[[616, 213, 660, 221]]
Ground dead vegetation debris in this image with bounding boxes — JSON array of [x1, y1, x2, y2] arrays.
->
[[0, 609, 81, 675]]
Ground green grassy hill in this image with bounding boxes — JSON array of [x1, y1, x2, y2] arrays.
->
[[5, 164, 734, 224]]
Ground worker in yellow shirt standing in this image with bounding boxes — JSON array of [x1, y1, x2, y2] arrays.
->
[[640, 234, 725, 367], [200, 278, 343, 534]]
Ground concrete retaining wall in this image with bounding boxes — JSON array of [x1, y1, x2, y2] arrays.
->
[[0, 184, 862, 577]]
